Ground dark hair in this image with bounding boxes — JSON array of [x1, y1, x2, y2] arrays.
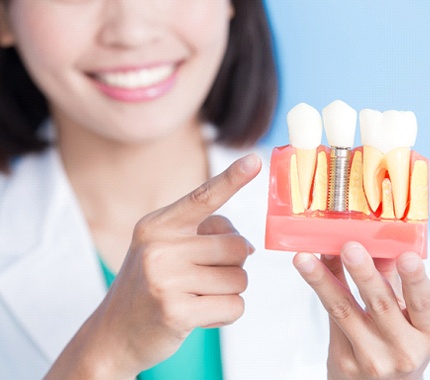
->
[[0, 0, 278, 172]]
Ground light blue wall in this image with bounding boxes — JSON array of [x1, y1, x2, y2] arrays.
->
[[263, 0, 430, 156]]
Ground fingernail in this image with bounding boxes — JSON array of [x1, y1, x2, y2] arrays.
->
[[324, 254, 336, 261], [341, 242, 365, 264], [240, 154, 259, 173], [399, 253, 420, 273], [295, 255, 316, 273], [247, 241, 256, 255]]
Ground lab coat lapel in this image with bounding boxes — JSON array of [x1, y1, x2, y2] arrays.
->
[[0, 149, 106, 362], [207, 144, 286, 378]]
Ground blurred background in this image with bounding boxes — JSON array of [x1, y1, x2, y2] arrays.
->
[[263, 0, 430, 156]]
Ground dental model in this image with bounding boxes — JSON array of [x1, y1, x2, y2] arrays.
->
[[287, 103, 323, 210], [265, 101, 429, 259], [360, 109, 417, 219]]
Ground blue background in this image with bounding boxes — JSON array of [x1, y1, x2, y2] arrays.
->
[[263, 0, 430, 156]]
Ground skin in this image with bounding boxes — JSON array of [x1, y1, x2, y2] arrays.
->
[[46, 153, 262, 378], [294, 244, 430, 379], [1, 0, 430, 378], [1, 0, 234, 271]]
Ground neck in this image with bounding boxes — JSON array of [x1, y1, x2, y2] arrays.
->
[[56, 119, 210, 271]]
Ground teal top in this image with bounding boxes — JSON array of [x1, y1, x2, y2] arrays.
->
[[98, 256, 223, 380]]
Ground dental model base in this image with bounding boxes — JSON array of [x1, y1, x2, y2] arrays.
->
[[265, 101, 429, 259]]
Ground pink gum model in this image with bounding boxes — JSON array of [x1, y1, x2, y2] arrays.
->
[[265, 145, 429, 259]]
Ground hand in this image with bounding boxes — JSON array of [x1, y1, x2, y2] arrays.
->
[[45, 153, 261, 380], [293, 242, 430, 380]]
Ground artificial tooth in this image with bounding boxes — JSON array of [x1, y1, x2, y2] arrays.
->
[[322, 100, 357, 211], [360, 109, 417, 219], [287, 103, 322, 209], [322, 100, 357, 149]]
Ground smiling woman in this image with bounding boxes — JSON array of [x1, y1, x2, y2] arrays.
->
[[0, 0, 276, 169], [1, 1, 430, 379], [0, 1, 293, 379]]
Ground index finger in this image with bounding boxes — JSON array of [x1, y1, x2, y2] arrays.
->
[[163, 153, 262, 229]]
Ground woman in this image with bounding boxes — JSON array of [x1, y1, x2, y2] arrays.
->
[[1, 1, 429, 379]]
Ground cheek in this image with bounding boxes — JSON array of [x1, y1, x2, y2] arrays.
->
[[8, 2, 86, 75], [172, 1, 231, 54]]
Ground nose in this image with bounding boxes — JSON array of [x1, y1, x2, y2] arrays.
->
[[98, 0, 163, 48]]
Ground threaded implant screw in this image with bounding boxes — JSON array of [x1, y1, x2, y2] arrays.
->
[[328, 147, 351, 212]]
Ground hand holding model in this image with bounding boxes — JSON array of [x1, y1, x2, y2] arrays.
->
[[294, 245, 430, 379], [277, 100, 430, 378], [45, 154, 261, 379]]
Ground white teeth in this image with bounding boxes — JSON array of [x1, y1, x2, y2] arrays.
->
[[322, 100, 357, 211], [287, 103, 322, 209], [322, 100, 357, 148], [96, 65, 175, 89], [360, 109, 417, 153], [360, 109, 418, 218], [287, 103, 322, 150]]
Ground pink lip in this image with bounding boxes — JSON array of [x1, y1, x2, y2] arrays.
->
[[89, 65, 179, 103]]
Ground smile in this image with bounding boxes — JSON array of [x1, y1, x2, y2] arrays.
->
[[89, 63, 179, 102], [95, 65, 176, 89]]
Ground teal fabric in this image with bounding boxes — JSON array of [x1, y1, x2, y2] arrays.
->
[[98, 256, 223, 380]]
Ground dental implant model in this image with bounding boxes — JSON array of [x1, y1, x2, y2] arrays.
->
[[265, 100, 429, 259], [323, 100, 357, 212]]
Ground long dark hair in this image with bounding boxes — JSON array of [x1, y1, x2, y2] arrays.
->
[[0, 0, 278, 172]]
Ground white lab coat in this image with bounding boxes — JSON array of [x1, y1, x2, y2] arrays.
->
[[3, 142, 403, 379]]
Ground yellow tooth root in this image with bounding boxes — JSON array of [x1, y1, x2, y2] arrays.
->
[[348, 151, 371, 215], [363, 146, 385, 212], [381, 178, 395, 219], [310, 151, 328, 211], [407, 160, 428, 221], [296, 148, 317, 209], [290, 154, 305, 214], [384, 148, 411, 219]]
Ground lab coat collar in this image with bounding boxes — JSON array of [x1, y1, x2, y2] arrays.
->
[[0, 148, 106, 362], [0, 145, 252, 372]]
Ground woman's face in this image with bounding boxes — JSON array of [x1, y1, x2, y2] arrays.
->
[[2, 0, 233, 143]]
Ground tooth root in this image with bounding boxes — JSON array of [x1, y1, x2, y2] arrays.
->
[[363, 146, 385, 212], [408, 160, 429, 220], [290, 154, 305, 214], [286, 103, 322, 210], [384, 147, 411, 219], [310, 151, 328, 211], [381, 178, 395, 219], [296, 148, 317, 209], [348, 151, 371, 215]]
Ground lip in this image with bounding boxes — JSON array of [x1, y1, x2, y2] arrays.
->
[[88, 63, 180, 103]]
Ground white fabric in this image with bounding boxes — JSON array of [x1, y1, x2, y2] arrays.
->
[[0, 144, 426, 379]]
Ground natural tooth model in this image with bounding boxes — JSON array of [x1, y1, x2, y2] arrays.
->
[[360, 109, 417, 219], [322, 100, 357, 211], [287, 103, 322, 209]]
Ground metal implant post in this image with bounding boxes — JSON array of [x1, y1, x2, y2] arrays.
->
[[328, 147, 351, 212]]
